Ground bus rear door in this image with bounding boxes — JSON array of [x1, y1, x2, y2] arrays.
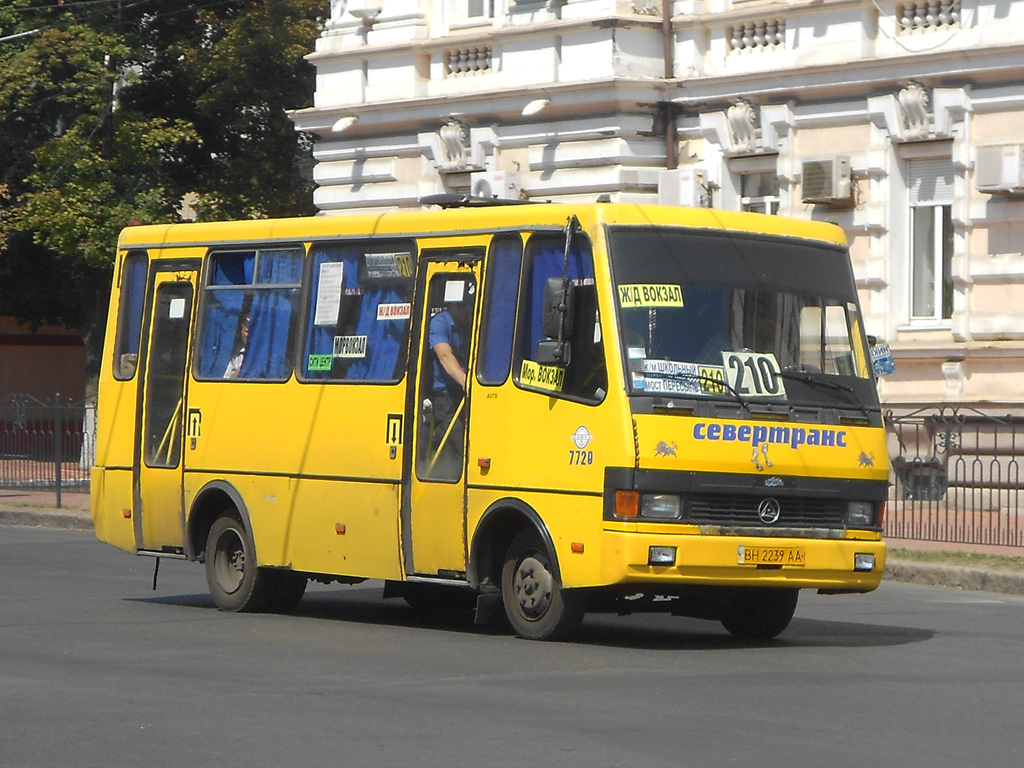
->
[[405, 254, 483, 577], [134, 264, 199, 552]]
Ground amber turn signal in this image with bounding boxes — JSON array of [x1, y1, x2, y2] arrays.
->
[[615, 490, 639, 519]]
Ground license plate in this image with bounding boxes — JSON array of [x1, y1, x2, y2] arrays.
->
[[737, 545, 806, 567]]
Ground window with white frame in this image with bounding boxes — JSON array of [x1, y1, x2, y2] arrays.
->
[[451, 0, 495, 24], [740, 171, 780, 215], [908, 158, 954, 321]]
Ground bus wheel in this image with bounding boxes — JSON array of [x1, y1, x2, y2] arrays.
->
[[205, 514, 276, 613], [501, 531, 585, 641], [720, 588, 799, 640]]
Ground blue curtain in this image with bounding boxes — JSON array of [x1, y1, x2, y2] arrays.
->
[[120, 252, 148, 357], [304, 246, 360, 380], [197, 249, 302, 380], [198, 251, 253, 378], [479, 237, 522, 385], [239, 250, 302, 379], [303, 245, 412, 381], [522, 237, 593, 361], [197, 290, 245, 378]]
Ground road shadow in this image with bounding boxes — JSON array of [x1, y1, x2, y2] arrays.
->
[[130, 586, 934, 651]]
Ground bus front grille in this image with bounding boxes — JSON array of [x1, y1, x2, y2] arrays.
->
[[688, 494, 846, 528]]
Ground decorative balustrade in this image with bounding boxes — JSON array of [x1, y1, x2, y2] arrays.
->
[[897, 0, 961, 32], [445, 46, 493, 76], [728, 19, 786, 53]]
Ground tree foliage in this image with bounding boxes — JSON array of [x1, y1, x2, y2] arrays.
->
[[0, 0, 323, 382]]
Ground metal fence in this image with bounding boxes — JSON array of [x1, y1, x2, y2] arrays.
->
[[0, 394, 95, 506], [886, 407, 1024, 548], [3, 393, 1022, 548]]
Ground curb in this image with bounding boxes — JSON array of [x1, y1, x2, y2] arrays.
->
[[0, 509, 93, 531], [885, 559, 1024, 597]]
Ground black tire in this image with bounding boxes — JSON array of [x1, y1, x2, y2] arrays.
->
[[266, 571, 307, 614], [720, 588, 799, 640], [501, 530, 585, 641], [204, 514, 277, 612]]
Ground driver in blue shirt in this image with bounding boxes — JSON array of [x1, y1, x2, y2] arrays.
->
[[427, 287, 472, 472]]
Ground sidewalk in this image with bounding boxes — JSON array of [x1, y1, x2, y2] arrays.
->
[[2, 489, 1023, 596], [0, 489, 92, 530]]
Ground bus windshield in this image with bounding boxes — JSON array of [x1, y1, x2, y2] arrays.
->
[[608, 226, 877, 413]]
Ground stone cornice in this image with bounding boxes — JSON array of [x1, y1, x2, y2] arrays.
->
[[678, 0, 865, 27], [307, 14, 662, 64], [289, 77, 670, 136], [671, 41, 1024, 107]]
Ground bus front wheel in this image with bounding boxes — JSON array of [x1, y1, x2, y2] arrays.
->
[[205, 514, 277, 613], [720, 588, 799, 640], [501, 530, 585, 641]]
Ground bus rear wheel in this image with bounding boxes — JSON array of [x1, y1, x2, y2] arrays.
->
[[205, 514, 277, 613], [501, 530, 585, 641], [720, 588, 799, 640]]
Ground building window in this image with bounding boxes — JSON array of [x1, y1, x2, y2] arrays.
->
[[451, 0, 495, 25], [911, 205, 953, 320], [908, 158, 955, 322], [741, 171, 780, 215]]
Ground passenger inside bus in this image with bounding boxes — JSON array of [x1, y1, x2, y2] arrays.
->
[[426, 284, 473, 477], [223, 314, 249, 378]]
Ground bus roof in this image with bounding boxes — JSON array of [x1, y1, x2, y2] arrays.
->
[[115, 203, 847, 250]]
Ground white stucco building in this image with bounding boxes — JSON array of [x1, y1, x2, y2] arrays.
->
[[289, 0, 1024, 410]]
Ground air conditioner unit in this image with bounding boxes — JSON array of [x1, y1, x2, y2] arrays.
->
[[801, 156, 852, 204], [975, 146, 1024, 195], [658, 168, 707, 207], [470, 171, 521, 200]]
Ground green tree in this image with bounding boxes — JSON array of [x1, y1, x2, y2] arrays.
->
[[0, 0, 323, 394]]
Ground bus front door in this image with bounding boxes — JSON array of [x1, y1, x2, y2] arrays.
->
[[134, 267, 199, 552], [405, 257, 482, 577]]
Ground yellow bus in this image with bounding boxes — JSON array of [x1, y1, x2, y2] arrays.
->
[[91, 201, 888, 641]]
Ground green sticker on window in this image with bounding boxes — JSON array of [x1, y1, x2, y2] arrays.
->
[[308, 354, 333, 371]]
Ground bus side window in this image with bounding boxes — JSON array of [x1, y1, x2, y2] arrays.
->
[[301, 242, 415, 382], [112, 251, 148, 380], [516, 234, 607, 403], [477, 236, 522, 386], [196, 248, 303, 380]]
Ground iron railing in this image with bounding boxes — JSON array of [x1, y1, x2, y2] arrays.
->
[[886, 407, 1024, 548], [0, 394, 95, 507], [3, 395, 1022, 547]]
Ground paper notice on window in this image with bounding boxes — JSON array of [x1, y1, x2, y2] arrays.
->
[[314, 262, 344, 326], [168, 298, 186, 319], [617, 284, 684, 308], [444, 280, 466, 303]]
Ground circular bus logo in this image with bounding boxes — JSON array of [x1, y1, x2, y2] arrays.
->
[[571, 426, 593, 449], [757, 497, 781, 525]]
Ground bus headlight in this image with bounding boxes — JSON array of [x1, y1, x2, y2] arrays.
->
[[641, 494, 682, 520], [846, 501, 875, 527]]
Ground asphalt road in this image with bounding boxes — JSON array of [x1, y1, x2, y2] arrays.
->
[[2, 528, 1022, 768]]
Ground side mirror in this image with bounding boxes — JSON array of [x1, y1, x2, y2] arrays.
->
[[542, 276, 574, 339], [535, 339, 572, 367]]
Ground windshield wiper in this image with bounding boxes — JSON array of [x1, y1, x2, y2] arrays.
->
[[649, 372, 752, 412], [777, 370, 872, 418]]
